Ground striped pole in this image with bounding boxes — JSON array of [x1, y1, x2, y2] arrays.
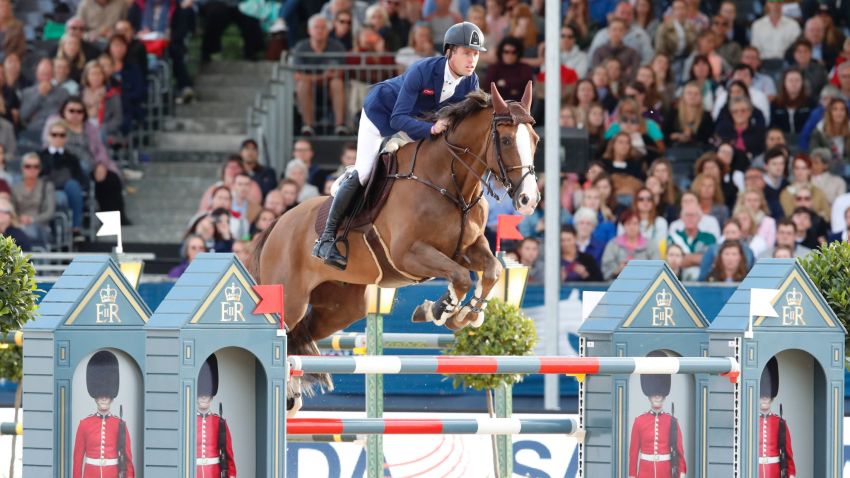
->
[[317, 333, 454, 352], [287, 418, 583, 438], [0, 331, 22, 346], [287, 434, 363, 443], [288, 356, 740, 382], [0, 422, 21, 435]]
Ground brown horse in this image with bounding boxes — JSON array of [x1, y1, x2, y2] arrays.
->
[[252, 82, 540, 398]]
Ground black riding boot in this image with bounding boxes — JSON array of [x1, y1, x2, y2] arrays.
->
[[311, 170, 364, 270]]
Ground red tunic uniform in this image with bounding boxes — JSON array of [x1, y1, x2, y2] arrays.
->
[[72, 413, 135, 478], [196, 412, 237, 478], [758, 413, 796, 478], [628, 411, 686, 478]]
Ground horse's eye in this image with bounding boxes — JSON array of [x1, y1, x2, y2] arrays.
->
[[501, 137, 512, 146]]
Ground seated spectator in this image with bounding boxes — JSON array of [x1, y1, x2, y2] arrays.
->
[[11, 153, 54, 247], [594, 175, 625, 218], [809, 147, 846, 204], [579, 186, 617, 245], [622, 82, 662, 125], [739, 46, 777, 100], [515, 237, 544, 283], [699, 218, 755, 280], [751, 127, 788, 169], [507, 3, 539, 56], [665, 81, 714, 147], [561, 225, 603, 282], [588, 2, 653, 63], [240, 139, 277, 198], [0, 143, 10, 184], [635, 66, 664, 114], [114, 21, 149, 79], [654, 0, 696, 61], [590, 19, 640, 79], [292, 15, 348, 136], [682, 31, 729, 84], [650, 55, 676, 111], [732, 208, 768, 257], [791, 206, 827, 250], [169, 234, 207, 278], [2, 53, 26, 101], [424, 0, 463, 48], [77, 0, 128, 43], [713, 71, 770, 124], [345, 26, 396, 121], [81, 60, 122, 141], [798, 84, 842, 153], [602, 132, 646, 190], [558, 24, 588, 78], [199, 0, 263, 63], [602, 209, 660, 280], [39, 120, 87, 239], [0, 109, 15, 161], [486, 37, 534, 102], [666, 243, 686, 279], [606, 97, 665, 158], [714, 96, 767, 160], [586, 103, 607, 158], [692, 173, 729, 227], [55, 35, 89, 84], [231, 172, 261, 229], [828, 205, 850, 243], [648, 158, 680, 220], [563, 0, 592, 47], [796, 15, 837, 66], [396, 22, 438, 71], [232, 239, 252, 266], [715, 143, 748, 208], [759, 219, 811, 258], [772, 245, 794, 258], [771, 68, 813, 135], [762, 147, 789, 219], [780, 156, 830, 219], [262, 190, 286, 217], [620, 187, 668, 250], [706, 240, 749, 282], [0, 0, 24, 61], [668, 203, 716, 280], [788, 40, 827, 96], [366, 4, 401, 52], [20, 59, 70, 146], [0, 197, 30, 250], [734, 187, 777, 252], [285, 159, 320, 202], [573, 206, 606, 266], [604, 58, 624, 99], [53, 18, 102, 62], [53, 58, 80, 96], [711, 14, 741, 67], [210, 201, 242, 248], [184, 213, 215, 250], [750, 0, 800, 60], [810, 98, 850, 166], [43, 97, 127, 223], [198, 155, 262, 212], [591, 65, 619, 113], [278, 178, 300, 212], [329, 10, 353, 50], [252, 208, 277, 237], [107, 34, 146, 134]]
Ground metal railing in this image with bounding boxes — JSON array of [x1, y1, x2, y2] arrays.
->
[[247, 52, 401, 175], [29, 251, 156, 281]]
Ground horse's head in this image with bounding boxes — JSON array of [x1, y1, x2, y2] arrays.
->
[[490, 82, 540, 215]]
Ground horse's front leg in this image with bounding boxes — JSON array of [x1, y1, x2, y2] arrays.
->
[[453, 234, 503, 328], [401, 241, 473, 330]]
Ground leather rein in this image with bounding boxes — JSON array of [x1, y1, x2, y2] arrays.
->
[[389, 112, 537, 260]]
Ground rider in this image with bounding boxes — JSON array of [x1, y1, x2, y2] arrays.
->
[[312, 21, 487, 270]]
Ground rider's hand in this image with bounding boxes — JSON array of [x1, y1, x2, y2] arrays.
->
[[431, 118, 450, 135]]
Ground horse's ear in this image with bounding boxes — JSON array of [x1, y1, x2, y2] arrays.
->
[[521, 81, 533, 112], [490, 82, 509, 115]]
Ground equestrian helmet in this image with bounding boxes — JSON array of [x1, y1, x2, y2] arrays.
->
[[443, 22, 487, 53]]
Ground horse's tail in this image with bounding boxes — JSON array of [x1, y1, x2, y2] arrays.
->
[[290, 309, 333, 396], [248, 216, 282, 282]]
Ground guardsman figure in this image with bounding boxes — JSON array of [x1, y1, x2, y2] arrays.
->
[[197, 355, 236, 478], [72, 350, 135, 478], [758, 357, 796, 478], [628, 365, 686, 478]]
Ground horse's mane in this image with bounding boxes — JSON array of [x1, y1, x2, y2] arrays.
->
[[432, 90, 492, 132]]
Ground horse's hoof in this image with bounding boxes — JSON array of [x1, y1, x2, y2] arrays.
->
[[411, 301, 434, 323]]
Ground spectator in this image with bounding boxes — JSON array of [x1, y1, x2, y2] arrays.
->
[[605, 97, 665, 159], [262, 189, 286, 216], [654, 0, 696, 62], [329, 10, 354, 50], [56, 35, 89, 83], [668, 202, 716, 280], [107, 34, 146, 134], [209, 191, 243, 244], [329, 141, 357, 180], [114, 21, 149, 80], [594, 175, 623, 218], [198, 155, 262, 211], [2, 53, 25, 101], [711, 15, 741, 67], [789, 40, 827, 95], [633, 0, 658, 40], [588, 3, 654, 65], [81, 60, 122, 141], [739, 46, 777, 100], [682, 31, 729, 84], [684, 54, 716, 111], [285, 159, 320, 202], [732, 207, 768, 257], [586, 103, 607, 158], [0, 105, 14, 162], [278, 178, 300, 212], [828, 205, 850, 243], [565, 0, 596, 45], [573, 206, 606, 266], [602, 132, 645, 188], [650, 54, 675, 107], [715, 142, 747, 208], [623, 82, 662, 125], [54, 18, 102, 61], [699, 218, 755, 279], [751, 127, 787, 169], [12, 153, 54, 247], [0, 143, 10, 184], [810, 98, 850, 166], [718, 1, 747, 47], [53, 58, 80, 96], [231, 172, 261, 225], [648, 158, 679, 219], [705, 240, 749, 282], [232, 239, 252, 266], [669, 191, 721, 239], [580, 186, 617, 245], [199, 0, 264, 63], [798, 84, 843, 152], [771, 67, 813, 135], [602, 209, 660, 280], [486, 37, 534, 102], [589, 19, 641, 80], [665, 243, 685, 279], [750, 0, 801, 60], [625, 187, 668, 248], [692, 173, 729, 227], [568, 79, 598, 121], [0, 0, 25, 61], [424, 0, 463, 48], [240, 139, 277, 198], [635, 66, 664, 114], [169, 0, 196, 104], [290, 138, 324, 186], [292, 15, 348, 136], [252, 208, 277, 236], [0, 197, 30, 250], [515, 237, 544, 283], [714, 96, 767, 159], [666, 81, 713, 147], [798, 15, 837, 66], [76, 0, 128, 43], [557, 25, 588, 78], [20, 59, 70, 146], [506, 3, 538, 55], [168, 234, 207, 278], [383, 0, 411, 45], [712, 70, 770, 124], [760, 219, 811, 258], [780, 155, 830, 219], [484, 0, 508, 49], [791, 206, 827, 249], [39, 120, 86, 239], [761, 147, 789, 219], [395, 22, 437, 71], [367, 4, 402, 52], [561, 225, 603, 282], [810, 147, 846, 204], [591, 65, 618, 113]]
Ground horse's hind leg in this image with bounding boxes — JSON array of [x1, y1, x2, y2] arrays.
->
[[307, 281, 369, 340], [400, 241, 473, 330]]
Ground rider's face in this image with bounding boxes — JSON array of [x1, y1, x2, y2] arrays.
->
[[448, 46, 479, 77]]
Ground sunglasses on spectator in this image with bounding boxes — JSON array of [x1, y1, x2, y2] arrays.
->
[[50, 131, 66, 137], [23, 163, 39, 169]]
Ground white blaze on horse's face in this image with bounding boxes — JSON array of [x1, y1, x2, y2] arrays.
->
[[514, 123, 540, 215]]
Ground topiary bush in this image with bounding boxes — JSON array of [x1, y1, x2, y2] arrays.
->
[[799, 241, 850, 353], [0, 235, 38, 381]]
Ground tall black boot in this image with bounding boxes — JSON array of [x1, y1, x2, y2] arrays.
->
[[311, 170, 364, 270]]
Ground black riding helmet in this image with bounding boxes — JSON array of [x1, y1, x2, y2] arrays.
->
[[443, 22, 487, 54]]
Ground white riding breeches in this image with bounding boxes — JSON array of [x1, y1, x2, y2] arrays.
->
[[354, 109, 412, 186]]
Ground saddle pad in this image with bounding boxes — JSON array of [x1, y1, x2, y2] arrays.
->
[[314, 152, 398, 236]]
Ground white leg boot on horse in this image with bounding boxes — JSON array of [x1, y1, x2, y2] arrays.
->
[[452, 234, 503, 328]]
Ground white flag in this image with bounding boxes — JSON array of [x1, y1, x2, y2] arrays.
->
[[96, 211, 121, 237], [749, 288, 780, 318]]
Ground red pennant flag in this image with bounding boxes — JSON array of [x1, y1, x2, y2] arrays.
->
[[253, 284, 284, 328], [496, 214, 524, 252]]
